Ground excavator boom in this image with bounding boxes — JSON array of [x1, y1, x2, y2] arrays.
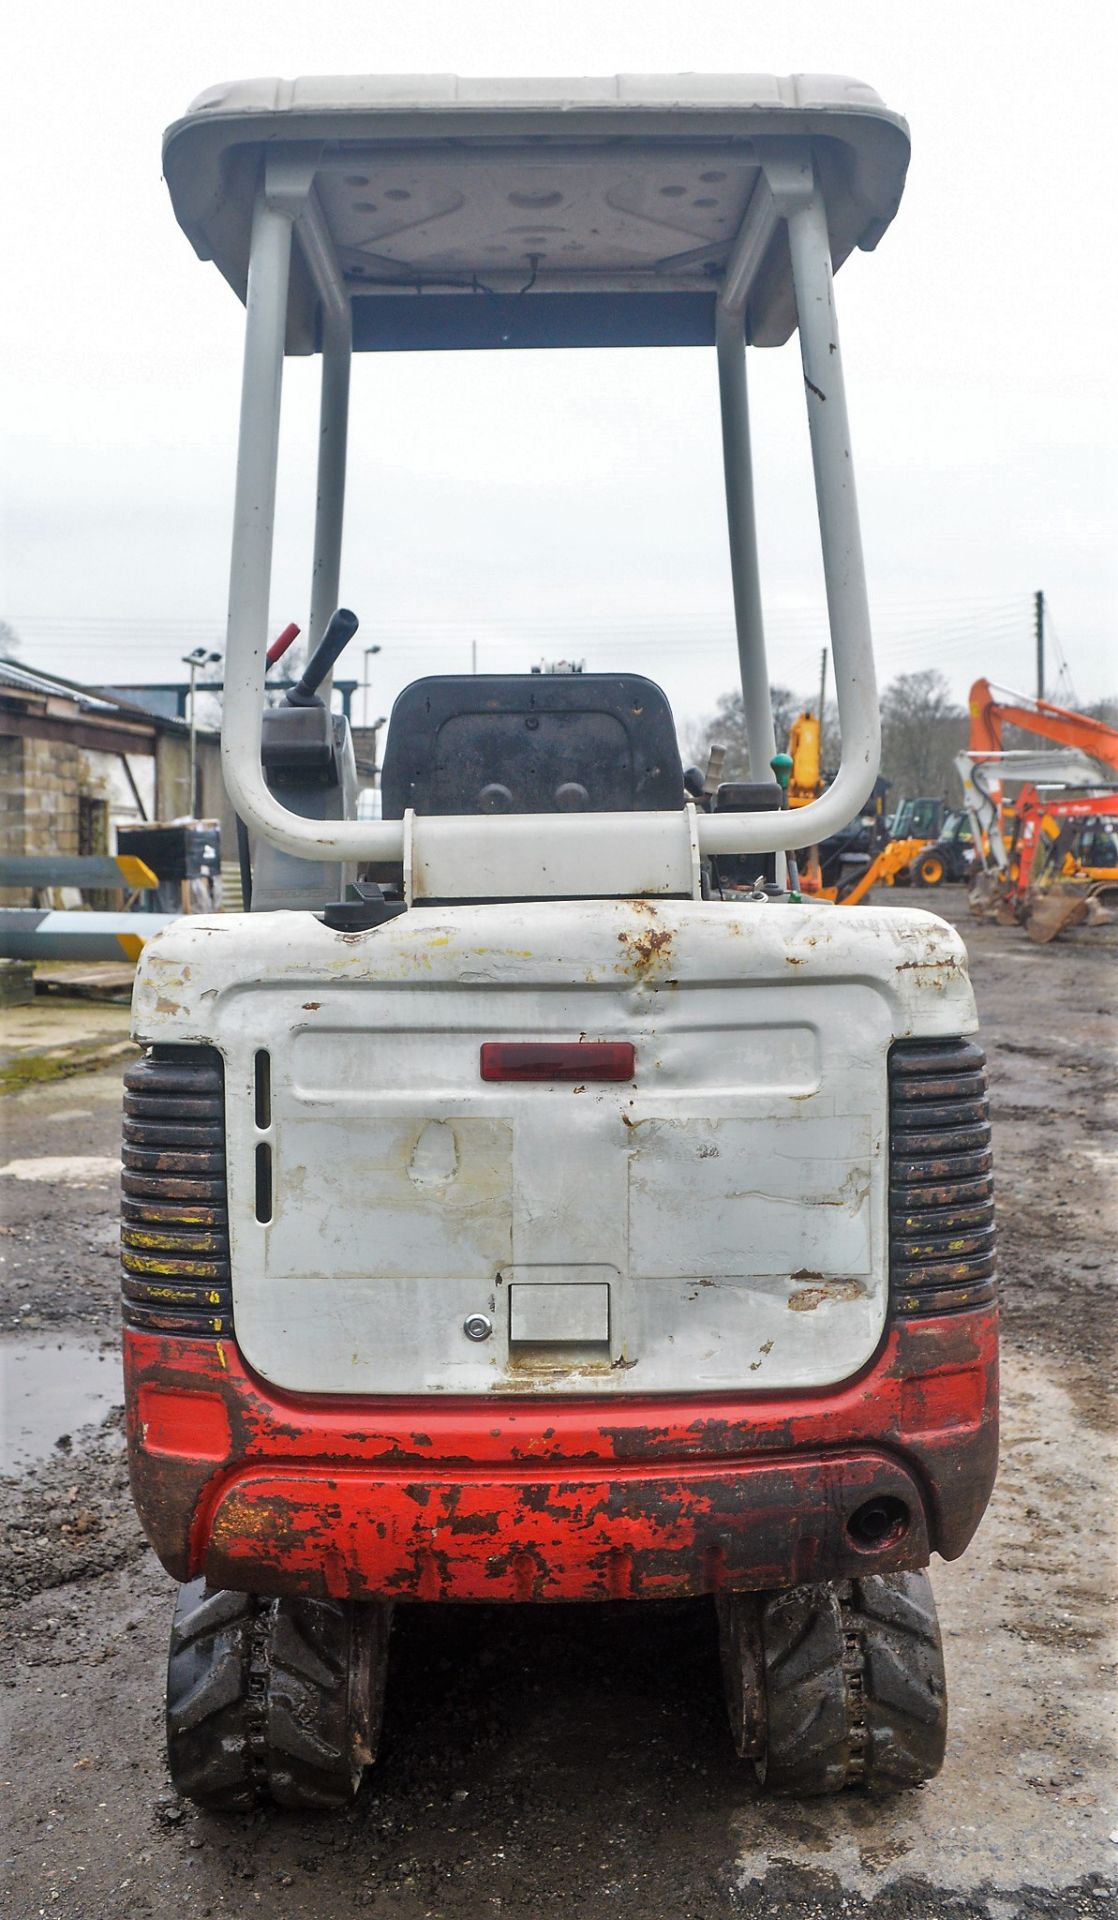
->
[[968, 680, 1118, 773]]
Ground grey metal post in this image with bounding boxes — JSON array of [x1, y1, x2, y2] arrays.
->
[[262, 162, 354, 694], [187, 655, 198, 817], [1034, 589, 1044, 701], [714, 302, 778, 785], [221, 192, 295, 825], [308, 326, 351, 677]]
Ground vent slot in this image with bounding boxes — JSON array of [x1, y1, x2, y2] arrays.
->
[[255, 1143, 273, 1224], [254, 1049, 271, 1130], [889, 1037, 996, 1317], [121, 1046, 232, 1337]]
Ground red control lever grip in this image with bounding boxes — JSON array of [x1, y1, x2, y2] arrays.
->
[[266, 622, 301, 667]]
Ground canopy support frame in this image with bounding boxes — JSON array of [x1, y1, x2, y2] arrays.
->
[[219, 142, 881, 883]]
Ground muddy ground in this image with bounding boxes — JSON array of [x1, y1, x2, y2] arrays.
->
[[1, 891, 1114, 1919]]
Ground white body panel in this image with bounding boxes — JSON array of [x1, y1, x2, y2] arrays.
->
[[133, 901, 976, 1399]]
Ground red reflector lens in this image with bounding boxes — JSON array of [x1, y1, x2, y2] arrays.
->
[[480, 1041, 635, 1083]]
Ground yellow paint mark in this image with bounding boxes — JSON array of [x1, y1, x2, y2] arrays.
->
[[216, 1342, 227, 1370], [123, 1252, 218, 1278], [115, 855, 159, 890], [125, 1228, 216, 1253], [116, 933, 145, 962]]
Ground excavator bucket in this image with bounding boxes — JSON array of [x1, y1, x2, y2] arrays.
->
[[967, 873, 1002, 920], [1025, 876, 1118, 943], [1024, 885, 1091, 945]]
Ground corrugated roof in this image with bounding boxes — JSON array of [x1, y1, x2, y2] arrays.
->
[[0, 656, 191, 731], [0, 657, 121, 712]]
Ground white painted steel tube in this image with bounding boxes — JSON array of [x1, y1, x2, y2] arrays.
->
[[700, 179, 881, 856], [714, 303, 777, 786], [0, 909, 172, 961], [219, 196, 405, 861], [718, 177, 778, 320], [223, 159, 879, 870], [410, 809, 698, 902]]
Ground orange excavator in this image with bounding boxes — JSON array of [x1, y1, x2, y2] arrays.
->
[[968, 678, 1118, 766], [963, 680, 1118, 940]]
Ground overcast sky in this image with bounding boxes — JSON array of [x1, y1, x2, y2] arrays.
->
[[2, 0, 1114, 747]]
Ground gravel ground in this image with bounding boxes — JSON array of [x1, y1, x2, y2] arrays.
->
[[0, 891, 1114, 1920]]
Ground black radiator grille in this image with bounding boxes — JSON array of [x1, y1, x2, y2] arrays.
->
[[121, 1046, 232, 1337], [889, 1037, 997, 1315]]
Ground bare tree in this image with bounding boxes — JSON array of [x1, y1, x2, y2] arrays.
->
[[694, 684, 806, 779], [0, 620, 22, 659], [694, 666, 972, 806], [879, 670, 966, 801]]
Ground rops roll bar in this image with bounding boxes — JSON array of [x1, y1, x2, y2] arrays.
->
[[217, 127, 885, 896]]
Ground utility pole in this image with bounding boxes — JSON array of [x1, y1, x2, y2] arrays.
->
[[187, 656, 198, 816], [818, 647, 828, 726], [1034, 590, 1045, 702], [181, 646, 221, 817]]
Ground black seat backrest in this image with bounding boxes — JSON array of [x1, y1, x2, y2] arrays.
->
[[379, 674, 683, 818]]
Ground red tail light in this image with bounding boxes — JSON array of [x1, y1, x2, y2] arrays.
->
[[480, 1041, 635, 1083]]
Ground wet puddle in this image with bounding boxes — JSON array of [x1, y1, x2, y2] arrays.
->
[[0, 1335, 122, 1475]]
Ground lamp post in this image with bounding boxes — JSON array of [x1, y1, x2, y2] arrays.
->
[[370, 714, 387, 790], [182, 646, 222, 818], [362, 644, 382, 729]]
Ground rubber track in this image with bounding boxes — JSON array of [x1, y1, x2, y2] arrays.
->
[[166, 1582, 257, 1811], [846, 1571, 947, 1789], [166, 1581, 387, 1812], [757, 1585, 850, 1794], [263, 1600, 362, 1811], [756, 1572, 947, 1795]]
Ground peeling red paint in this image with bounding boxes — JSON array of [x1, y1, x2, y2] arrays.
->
[[123, 1310, 998, 1600]]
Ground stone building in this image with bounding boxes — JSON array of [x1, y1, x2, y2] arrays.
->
[[0, 658, 232, 904]]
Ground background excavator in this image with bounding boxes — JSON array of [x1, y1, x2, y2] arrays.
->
[[706, 679, 1118, 932], [960, 680, 1118, 941], [778, 709, 930, 903]]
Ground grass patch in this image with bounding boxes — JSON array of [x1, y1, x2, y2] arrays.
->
[[0, 1039, 137, 1096]]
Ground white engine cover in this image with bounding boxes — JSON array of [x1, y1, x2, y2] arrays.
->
[[132, 899, 977, 1397]]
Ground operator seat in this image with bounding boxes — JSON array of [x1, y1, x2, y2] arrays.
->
[[379, 674, 684, 817]]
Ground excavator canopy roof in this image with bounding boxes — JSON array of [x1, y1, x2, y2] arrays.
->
[[163, 72, 909, 353]]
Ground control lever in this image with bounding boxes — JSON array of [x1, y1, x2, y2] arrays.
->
[[770, 752, 802, 899], [266, 621, 301, 668], [285, 608, 360, 708]]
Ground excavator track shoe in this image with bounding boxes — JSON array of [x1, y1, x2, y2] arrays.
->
[[165, 1578, 392, 1812], [729, 1570, 947, 1795]]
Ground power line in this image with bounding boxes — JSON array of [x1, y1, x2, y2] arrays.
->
[[5, 623, 1003, 645]]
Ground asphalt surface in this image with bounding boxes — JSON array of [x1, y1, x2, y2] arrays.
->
[[0, 891, 1115, 1919]]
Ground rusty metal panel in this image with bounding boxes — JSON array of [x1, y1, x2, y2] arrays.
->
[[201, 1452, 932, 1602], [121, 1306, 998, 1598]]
